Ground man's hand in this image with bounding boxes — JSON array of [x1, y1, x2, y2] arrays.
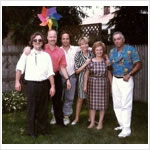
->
[[123, 74, 130, 82], [66, 79, 71, 90], [49, 87, 55, 97], [15, 81, 21, 91]]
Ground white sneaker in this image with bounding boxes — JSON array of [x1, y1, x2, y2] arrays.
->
[[63, 116, 70, 125], [71, 121, 78, 125], [114, 126, 123, 131], [50, 115, 56, 125], [118, 129, 131, 138]]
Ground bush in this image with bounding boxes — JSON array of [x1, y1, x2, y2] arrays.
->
[[2, 91, 27, 113]]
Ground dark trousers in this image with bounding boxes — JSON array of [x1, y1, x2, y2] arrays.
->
[[26, 80, 50, 135], [52, 72, 64, 125]]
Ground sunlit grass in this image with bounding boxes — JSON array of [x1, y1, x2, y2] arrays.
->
[[2, 100, 148, 144]]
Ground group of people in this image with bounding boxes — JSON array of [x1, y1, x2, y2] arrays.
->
[[15, 29, 141, 138]]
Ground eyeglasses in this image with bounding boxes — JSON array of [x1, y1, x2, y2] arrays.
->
[[33, 39, 43, 43]]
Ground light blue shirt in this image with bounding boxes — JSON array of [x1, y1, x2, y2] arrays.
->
[[109, 45, 140, 76]]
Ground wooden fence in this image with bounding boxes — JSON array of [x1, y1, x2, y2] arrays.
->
[[2, 45, 148, 102], [106, 45, 148, 103]]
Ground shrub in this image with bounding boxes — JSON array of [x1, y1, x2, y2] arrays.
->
[[2, 91, 27, 113]]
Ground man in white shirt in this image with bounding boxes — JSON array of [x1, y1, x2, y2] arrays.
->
[[15, 32, 55, 137], [60, 31, 80, 125]]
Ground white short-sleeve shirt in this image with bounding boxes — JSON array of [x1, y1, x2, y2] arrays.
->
[[16, 48, 54, 81]]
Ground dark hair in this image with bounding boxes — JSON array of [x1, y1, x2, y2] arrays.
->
[[29, 32, 46, 49], [60, 31, 71, 39], [92, 41, 106, 56]]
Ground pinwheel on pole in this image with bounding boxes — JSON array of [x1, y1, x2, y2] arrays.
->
[[37, 7, 62, 29]]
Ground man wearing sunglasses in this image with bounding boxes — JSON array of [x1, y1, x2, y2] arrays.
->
[[15, 32, 55, 137], [24, 29, 71, 126]]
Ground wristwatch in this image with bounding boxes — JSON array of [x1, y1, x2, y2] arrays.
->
[[66, 78, 70, 81]]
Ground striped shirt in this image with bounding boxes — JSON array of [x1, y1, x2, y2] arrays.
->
[[74, 50, 93, 99]]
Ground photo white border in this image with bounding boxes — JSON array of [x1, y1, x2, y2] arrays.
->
[[1, 0, 149, 150]]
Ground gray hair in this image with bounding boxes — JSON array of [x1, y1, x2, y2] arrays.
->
[[113, 31, 125, 41]]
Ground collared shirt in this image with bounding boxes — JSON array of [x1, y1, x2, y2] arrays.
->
[[16, 48, 54, 81], [44, 44, 67, 73], [60, 45, 80, 76], [109, 44, 140, 76]]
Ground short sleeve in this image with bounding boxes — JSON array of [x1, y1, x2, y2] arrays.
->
[[46, 54, 55, 77], [131, 47, 140, 64], [109, 49, 114, 65], [86, 63, 91, 71], [59, 54, 67, 67], [16, 52, 27, 74]]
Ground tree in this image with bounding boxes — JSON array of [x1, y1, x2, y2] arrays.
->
[[107, 6, 148, 45], [2, 6, 88, 45]]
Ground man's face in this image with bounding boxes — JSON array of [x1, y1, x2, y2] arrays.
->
[[113, 34, 125, 48], [47, 30, 57, 46], [61, 33, 70, 47], [32, 35, 43, 50]]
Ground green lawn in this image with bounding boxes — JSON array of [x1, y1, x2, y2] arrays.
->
[[2, 100, 148, 144]]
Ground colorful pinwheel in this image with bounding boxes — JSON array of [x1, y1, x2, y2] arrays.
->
[[37, 7, 62, 29]]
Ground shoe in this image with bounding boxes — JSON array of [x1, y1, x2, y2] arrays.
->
[[50, 115, 56, 125], [96, 124, 103, 130], [118, 129, 131, 138], [114, 126, 123, 131], [71, 121, 78, 125], [63, 116, 70, 125], [88, 124, 95, 129]]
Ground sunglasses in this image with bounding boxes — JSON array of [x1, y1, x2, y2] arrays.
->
[[33, 39, 43, 43]]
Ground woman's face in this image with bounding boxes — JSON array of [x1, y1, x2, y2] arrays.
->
[[32, 35, 43, 50], [80, 40, 89, 52], [95, 46, 104, 57]]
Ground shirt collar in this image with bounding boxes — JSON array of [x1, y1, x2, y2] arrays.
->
[[61, 45, 72, 51], [31, 48, 43, 55]]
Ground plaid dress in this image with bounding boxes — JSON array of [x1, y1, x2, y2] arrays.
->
[[87, 60, 109, 110]]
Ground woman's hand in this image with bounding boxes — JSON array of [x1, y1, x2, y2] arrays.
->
[[85, 58, 91, 65], [83, 86, 87, 93], [106, 59, 111, 66]]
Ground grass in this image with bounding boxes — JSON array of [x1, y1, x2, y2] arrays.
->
[[2, 99, 148, 144]]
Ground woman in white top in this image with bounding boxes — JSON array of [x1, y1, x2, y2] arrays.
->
[[15, 32, 55, 137]]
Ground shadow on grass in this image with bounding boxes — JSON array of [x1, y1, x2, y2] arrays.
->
[[2, 100, 148, 144]]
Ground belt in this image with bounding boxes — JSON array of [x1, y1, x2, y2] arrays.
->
[[69, 73, 76, 78], [27, 79, 49, 83], [90, 76, 106, 78], [114, 76, 123, 78]]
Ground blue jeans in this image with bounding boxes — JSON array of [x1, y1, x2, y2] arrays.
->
[[62, 74, 77, 116]]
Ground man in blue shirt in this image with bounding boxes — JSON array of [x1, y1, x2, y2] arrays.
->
[[109, 31, 141, 138]]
